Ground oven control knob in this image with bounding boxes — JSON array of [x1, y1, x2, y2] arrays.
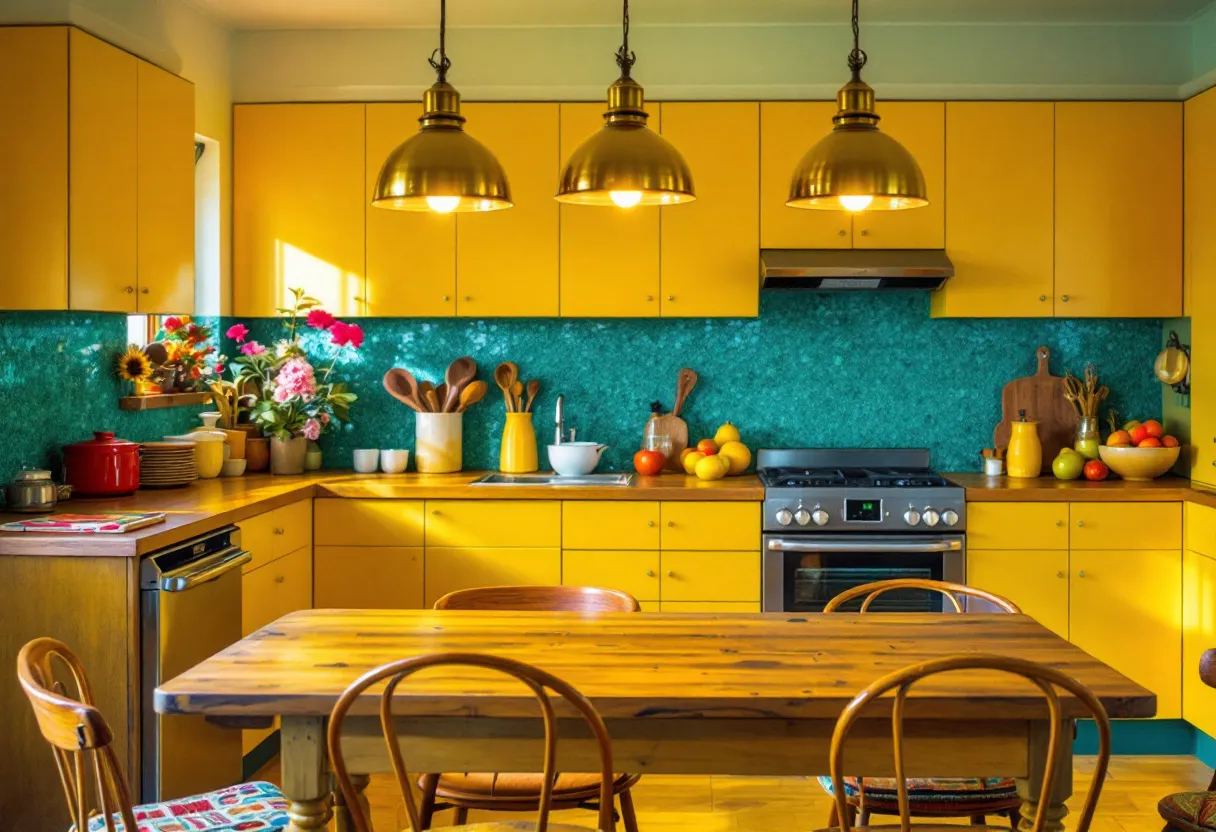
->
[[776, 508, 794, 526], [794, 508, 811, 526], [923, 509, 941, 527], [811, 509, 830, 527], [942, 509, 959, 527], [903, 509, 921, 526]]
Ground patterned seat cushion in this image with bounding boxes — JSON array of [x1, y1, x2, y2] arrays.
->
[[84, 781, 288, 832], [1160, 791, 1216, 831], [817, 775, 1020, 813]]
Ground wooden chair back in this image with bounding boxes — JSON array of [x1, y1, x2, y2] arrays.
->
[[823, 579, 1021, 614], [16, 637, 137, 832], [828, 653, 1110, 832], [434, 585, 641, 612], [327, 652, 617, 832]]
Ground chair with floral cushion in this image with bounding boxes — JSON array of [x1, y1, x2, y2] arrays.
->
[[17, 636, 289, 832], [817, 579, 1025, 828], [1159, 649, 1216, 831]]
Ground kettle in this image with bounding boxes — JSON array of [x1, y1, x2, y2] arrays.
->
[[5, 468, 58, 513], [548, 442, 609, 477]]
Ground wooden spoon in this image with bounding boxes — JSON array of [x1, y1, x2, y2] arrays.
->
[[424, 388, 441, 412], [457, 380, 488, 413], [444, 356, 478, 412], [418, 380, 436, 413], [511, 381, 524, 412], [672, 368, 699, 417], [435, 383, 449, 412], [383, 369, 423, 412], [524, 379, 540, 412], [494, 363, 517, 412]]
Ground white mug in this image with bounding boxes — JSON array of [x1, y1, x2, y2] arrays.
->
[[380, 449, 410, 474], [353, 449, 380, 474]]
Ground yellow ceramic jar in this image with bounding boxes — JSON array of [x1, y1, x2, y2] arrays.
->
[[1006, 418, 1043, 479], [500, 412, 539, 473]]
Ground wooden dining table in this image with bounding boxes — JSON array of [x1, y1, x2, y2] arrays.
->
[[155, 609, 1154, 832]]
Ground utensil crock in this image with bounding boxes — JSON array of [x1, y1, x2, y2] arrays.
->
[[415, 412, 463, 473], [63, 431, 140, 496], [500, 412, 538, 473]]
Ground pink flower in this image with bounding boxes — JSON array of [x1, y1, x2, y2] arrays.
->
[[163, 317, 183, 333], [301, 418, 321, 441], [273, 386, 291, 403], [274, 357, 317, 400], [306, 309, 336, 330], [330, 321, 364, 349], [226, 323, 249, 343], [319, 412, 330, 425], [239, 341, 265, 356]]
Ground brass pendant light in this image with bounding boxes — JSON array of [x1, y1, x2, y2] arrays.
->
[[787, 0, 926, 212], [372, 0, 511, 213], [555, 0, 694, 208]]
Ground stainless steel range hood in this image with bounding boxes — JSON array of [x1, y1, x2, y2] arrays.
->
[[760, 249, 954, 290]]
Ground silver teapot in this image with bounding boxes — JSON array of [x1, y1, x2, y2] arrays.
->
[[5, 468, 58, 513]]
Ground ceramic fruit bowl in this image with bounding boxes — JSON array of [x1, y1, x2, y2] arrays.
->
[[1097, 445, 1180, 481], [220, 458, 247, 477]]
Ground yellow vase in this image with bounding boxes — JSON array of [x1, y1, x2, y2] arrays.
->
[[1007, 419, 1043, 479], [500, 412, 539, 474]]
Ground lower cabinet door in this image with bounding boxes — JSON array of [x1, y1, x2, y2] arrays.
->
[[659, 602, 761, 613], [659, 551, 761, 602], [561, 550, 660, 603], [1185, 549, 1216, 736], [966, 549, 1070, 639], [425, 548, 561, 607], [314, 546, 424, 610], [1070, 549, 1182, 719]]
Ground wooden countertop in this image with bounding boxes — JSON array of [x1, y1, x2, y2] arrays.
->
[[314, 472, 765, 501], [947, 472, 1216, 506]]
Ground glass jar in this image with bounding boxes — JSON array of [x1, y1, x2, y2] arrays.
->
[[1074, 416, 1101, 460]]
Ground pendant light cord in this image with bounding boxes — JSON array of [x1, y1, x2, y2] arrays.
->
[[615, 0, 636, 78], [847, 0, 867, 78], [429, 0, 451, 82]]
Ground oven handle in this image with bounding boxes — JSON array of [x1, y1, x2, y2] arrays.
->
[[766, 538, 963, 554]]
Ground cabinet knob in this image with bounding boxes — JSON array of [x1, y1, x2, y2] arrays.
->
[[274, 575, 285, 584], [646, 570, 655, 578], [1040, 295, 1047, 302], [124, 286, 135, 294], [140, 287, 149, 295], [838, 229, 847, 237], [1056, 570, 1065, 578], [462, 296, 471, 302], [646, 295, 655, 302], [1061, 294, 1070, 302], [1078, 570, 1086, 578], [667, 521, 674, 527], [860, 229, 869, 237], [1055, 520, 1063, 527], [431, 510, 441, 516], [1077, 521, 1085, 528], [647, 520, 655, 527], [667, 295, 675, 302], [273, 528, 284, 535], [667, 570, 675, 578]]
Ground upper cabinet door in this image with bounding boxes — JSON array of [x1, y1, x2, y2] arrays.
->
[[659, 102, 760, 317], [760, 102, 851, 249], [234, 104, 366, 318], [559, 102, 661, 317], [136, 61, 195, 315], [0, 27, 68, 310], [366, 104, 456, 317], [933, 102, 1054, 318], [852, 102, 945, 250], [1186, 89, 1216, 320], [1055, 102, 1182, 317], [69, 29, 137, 313], [456, 103, 559, 317]]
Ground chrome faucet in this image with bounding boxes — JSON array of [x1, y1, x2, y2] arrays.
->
[[555, 395, 564, 445]]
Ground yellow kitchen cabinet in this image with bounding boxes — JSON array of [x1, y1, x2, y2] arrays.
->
[[136, 60, 194, 314], [314, 546, 424, 609], [69, 28, 138, 313], [315, 499, 425, 547], [236, 511, 275, 574], [234, 103, 366, 317], [759, 102, 852, 249], [933, 102, 1054, 318], [561, 550, 660, 602], [659, 601, 761, 613], [425, 547, 561, 606], [456, 103, 559, 317], [1188, 502, 1216, 558], [966, 549, 1070, 639], [1184, 548, 1216, 736], [659, 102, 759, 317], [1069, 502, 1182, 550], [425, 500, 560, 548], [1070, 548, 1182, 718], [562, 501, 660, 550], [853, 102, 945, 250], [660, 502, 761, 552], [0, 27, 68, 310], [559, 103, 661, 317], [660, 551, 761, 603], [241, 546, 313, 636], [1185, 87, 1216, 318], [365, 104, 456, 317], [1055, 102, 1182, 317], [964, 503, 1070, 550], [238, 500, 312, 573]]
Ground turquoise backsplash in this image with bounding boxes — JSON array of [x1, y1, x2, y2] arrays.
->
[[238, 292, 1164, 474]]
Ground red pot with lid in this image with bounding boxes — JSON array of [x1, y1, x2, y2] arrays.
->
[[63, 431, 140, 497]]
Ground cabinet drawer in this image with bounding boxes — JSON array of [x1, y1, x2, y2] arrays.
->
[[426, 501, 560, 548], [273, 499, 312, 557], [241, 546, 312, 636], [425, 547, 561, 606], [660, 502, 760, 551], [315, 499, 425, 546], [659, 601, 761, 613], [966, 503, 1069, 550], [237, 511, 276, 574], [562, 502, 660, 550], [1070, 502, 1182, 550], [314, 546, 424, 609], [561, 550, 660, 602], [1187, 502, 1216, 558], [660, 551, 760, 602]]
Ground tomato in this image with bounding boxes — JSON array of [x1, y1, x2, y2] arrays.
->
[[1142, 419, 1164, 439], [633, 449, 667, 476], [1163, 435, 1180, 448], [1083, 459, 1109, 481], [1137, 437, 1163, 448], [1128, 424, 1150, 445]]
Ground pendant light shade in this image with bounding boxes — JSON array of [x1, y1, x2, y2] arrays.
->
[[372, 0, 511, 213], [556, 0, 695, 207]]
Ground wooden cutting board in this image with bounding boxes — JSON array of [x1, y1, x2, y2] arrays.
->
[[648, 368, 697, 471], [993, 346, 1079, 474]]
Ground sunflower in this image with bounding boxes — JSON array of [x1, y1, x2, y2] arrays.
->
[[116, 345, 152, 382]]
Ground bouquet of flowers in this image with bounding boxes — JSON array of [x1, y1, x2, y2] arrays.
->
[[115, 316, 219, 394]]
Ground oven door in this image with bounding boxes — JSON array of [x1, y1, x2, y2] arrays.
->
[[762, 535, 965, 613]]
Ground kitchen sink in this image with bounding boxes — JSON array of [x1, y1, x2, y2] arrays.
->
[[470, 473, 636, 487]]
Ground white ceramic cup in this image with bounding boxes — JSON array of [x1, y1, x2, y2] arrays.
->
[[353, 449, 380, 474], [380, 449, 410, 474], [984, 457, 1005, 476]]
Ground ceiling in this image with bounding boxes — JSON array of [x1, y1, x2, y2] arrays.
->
[[188, 0, 1213, 29]]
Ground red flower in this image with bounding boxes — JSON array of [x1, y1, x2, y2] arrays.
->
[[226, 323, 249, 343], [189, 366, 201, 379], [185, 324, 206, 344], [306, 308, 336, 330], [330, 321, 364, 349], [214, 363, 225, 375], [162, 316, 183, 333]]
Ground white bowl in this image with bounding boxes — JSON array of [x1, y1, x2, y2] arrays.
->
[[547, 442, 608, 477], [220, 458, 247, 477], [380, 449, 410, 474]]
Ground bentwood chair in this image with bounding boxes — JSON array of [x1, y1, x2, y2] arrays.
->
[[16, 637, 288, 832], [422, 586, 641, 832], [819, 580, 1024, 827], [328, 652, 617, 832], [814, 653, 1112, 832], [1159, 649, 1216, 831]]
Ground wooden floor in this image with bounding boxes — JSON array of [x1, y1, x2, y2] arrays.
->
[[258, 755, 1210, 831]]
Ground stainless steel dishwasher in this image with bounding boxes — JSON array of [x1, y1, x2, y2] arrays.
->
[[140, 525, 249, 802]]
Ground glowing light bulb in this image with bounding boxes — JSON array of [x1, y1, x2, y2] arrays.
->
[[609, 190, 644, 208], [838, 194, 874, 212], [426, 195, 461, 213]]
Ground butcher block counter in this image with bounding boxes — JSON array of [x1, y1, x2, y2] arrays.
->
[[947, 472, 1216, 505]]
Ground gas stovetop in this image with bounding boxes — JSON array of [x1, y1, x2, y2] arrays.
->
[[757, 449, 966, 534]]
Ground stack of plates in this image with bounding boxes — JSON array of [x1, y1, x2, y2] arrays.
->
[[140, 442, 198, 489]]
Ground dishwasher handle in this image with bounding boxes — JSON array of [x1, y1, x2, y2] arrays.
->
[[158, 546, 251, 592], [766, 538, 962, 554]]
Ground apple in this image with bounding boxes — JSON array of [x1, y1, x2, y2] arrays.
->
[[696, 438, 718, 455]]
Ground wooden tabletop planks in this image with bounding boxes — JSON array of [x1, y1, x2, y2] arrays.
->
[[155, 610, 1154, 721]]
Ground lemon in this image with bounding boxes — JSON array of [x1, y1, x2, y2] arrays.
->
[[718, 441, 752, 475], [682, 451, 706, 475], [713, 422, 742, 446], [695, 454, 728, 481]]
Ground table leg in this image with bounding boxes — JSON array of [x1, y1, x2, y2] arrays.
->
[[281, 716, 333, 832], [333, 773, 371, 832], [1016, 719, 1073, 832]]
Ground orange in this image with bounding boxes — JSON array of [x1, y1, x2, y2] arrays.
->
[[1128, 424, 1150, 445], [1142, 419, 1164, 439], [1137, 437, 1163, 448], [1163, 435, 1180, 448], [1107, 430, 1132, 447], [696, 438, 718, 455]]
